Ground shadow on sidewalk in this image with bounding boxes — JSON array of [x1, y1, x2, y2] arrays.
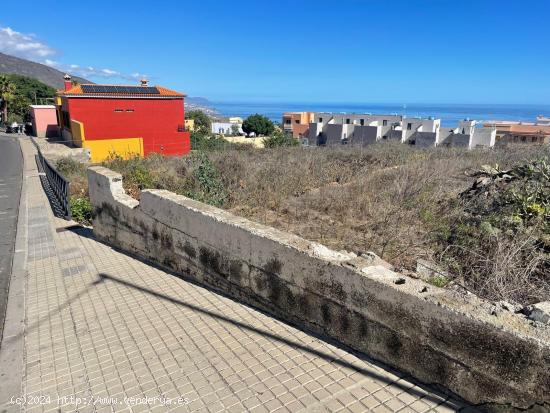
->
[[97, 271, 470, 410]]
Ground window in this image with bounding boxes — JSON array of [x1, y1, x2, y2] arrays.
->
[[295, 119, 299, 124], [177, 124, 185, 132], [360, 119, 364, 126], [407, 123, 412, 130], [114, 109, 124, 112], [319, 117, 323, 123], [346, 118, 350, 124], [126, 109, 134, 112], [285, 119, 291, 124], [462, 128, 465, 134], [383, 119, 387, 126]]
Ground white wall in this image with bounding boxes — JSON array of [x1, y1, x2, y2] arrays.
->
[[212, 122, 243, 135], [470, 127, 496, 148]]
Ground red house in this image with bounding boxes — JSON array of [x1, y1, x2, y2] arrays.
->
[[56, 75, 190, 162]]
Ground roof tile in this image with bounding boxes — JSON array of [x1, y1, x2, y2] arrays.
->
[[58, 84, 185, 97]]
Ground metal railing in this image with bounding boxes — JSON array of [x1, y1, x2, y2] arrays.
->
[[32, 139, 72, 220]]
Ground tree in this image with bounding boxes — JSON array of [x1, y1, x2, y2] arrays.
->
[[186, 110, 211, 133], [0, 74, 56, 124], [0, 75, 16, 124], [242, 114, 274, 136]]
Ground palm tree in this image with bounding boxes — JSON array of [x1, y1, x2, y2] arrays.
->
[[0, 75, 17, 125]]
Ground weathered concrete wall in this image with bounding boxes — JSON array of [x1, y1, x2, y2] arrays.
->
[[88, 166, 550, 412]]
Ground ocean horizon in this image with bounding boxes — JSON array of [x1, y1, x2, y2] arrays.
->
[[211, 102, 550, 127]]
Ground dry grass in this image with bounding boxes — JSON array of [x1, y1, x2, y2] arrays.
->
[[57, 142, 550, 305]]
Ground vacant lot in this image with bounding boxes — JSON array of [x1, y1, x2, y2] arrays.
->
[[57, 142, 550, 306]]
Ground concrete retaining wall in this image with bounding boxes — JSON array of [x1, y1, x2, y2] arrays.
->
[[88, 166, 550, 412]]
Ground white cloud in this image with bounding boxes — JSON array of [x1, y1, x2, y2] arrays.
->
[[0, 26, 55, 59], [1, 25, 149, 82]]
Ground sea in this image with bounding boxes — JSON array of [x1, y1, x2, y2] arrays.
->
[[211, 102, 550, 127]]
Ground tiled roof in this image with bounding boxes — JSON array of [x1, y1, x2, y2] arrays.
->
[[509, 124, 550, 134], [59, 84, 185, 97]]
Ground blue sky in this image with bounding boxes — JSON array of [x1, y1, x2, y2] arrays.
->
[[1, 0, 549, 104]]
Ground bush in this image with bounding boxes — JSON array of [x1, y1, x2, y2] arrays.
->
[[186, 152, 227, 207], [435, 159, 550, 304], [263, 132, 299, 148], [191, 131, 230, 151], [70, 196, 93, 225]]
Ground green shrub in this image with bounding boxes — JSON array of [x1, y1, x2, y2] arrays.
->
[[263, 132, 299, 148], [70, 196, 93, 225], [191, 131, 231, 151], [427, 275, 450, 288], [186, 152, 227, 207]]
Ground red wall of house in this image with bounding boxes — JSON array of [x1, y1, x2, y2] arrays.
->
[[65, 97, 190, 156]]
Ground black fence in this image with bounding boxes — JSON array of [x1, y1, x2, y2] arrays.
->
[[32, 140, 72, 220]]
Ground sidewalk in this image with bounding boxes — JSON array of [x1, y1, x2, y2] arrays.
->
[[1, 139, 475, 412]]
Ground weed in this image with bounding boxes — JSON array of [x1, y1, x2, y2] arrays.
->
[[70, 196, 93, 225], [427, 275, 450, 288]]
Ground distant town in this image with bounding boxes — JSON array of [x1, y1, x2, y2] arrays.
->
[[5, 73, 545, 163]]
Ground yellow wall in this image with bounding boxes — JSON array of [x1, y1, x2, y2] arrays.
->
[[223, 136, 265, 148], [70, 120, 85, 147], [84, 138, 144, 163], [185, 119, 195, 131], [67, 119, 143, 162]]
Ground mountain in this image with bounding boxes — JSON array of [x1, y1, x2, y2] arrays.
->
[[0, 52, 90, 89], [185, 96, 218, 116], [186, 96, 212, 106]]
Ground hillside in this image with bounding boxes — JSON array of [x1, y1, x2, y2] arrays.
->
[[0, 52, 218, 115], [0, 52, 90, 89]]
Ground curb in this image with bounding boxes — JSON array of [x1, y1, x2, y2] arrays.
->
[[0, 137, 28, 412]]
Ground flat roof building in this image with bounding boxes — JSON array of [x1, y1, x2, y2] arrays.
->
[[29, 105, 58, 138]]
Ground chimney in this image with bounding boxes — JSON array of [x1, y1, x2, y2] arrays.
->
[[63, 74, 72, 91], [140, 78, 148, 87]]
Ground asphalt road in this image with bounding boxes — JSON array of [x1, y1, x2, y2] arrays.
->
[[0, 132, 22, 343]]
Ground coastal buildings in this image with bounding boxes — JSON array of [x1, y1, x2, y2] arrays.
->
[[282, 112, 315, 138], [438, 119, 496, 149], [211, 118, 244, 135], [56, 75, 190, 162], [305, 112, 441, 147], [497, 125, 550, 145], [284, 111, 501, 149]]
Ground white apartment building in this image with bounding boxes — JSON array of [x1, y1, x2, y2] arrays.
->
[[308, 112, 441, 147], [438, 119, 496, 149]]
